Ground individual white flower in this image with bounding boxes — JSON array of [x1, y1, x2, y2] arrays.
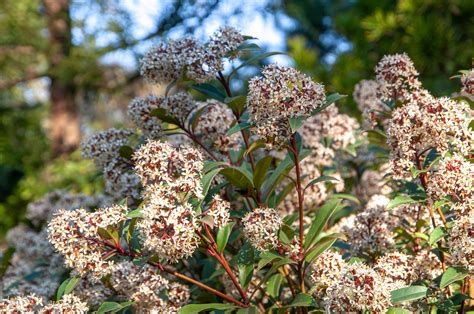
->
[[242, 207, 282, 252]]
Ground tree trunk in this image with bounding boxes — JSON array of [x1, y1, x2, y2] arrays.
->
[[43, 0, 80, 157]]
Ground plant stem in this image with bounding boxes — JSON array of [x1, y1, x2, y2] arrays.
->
[[200, 226, 249, 304], [290, 133, 306, 293]]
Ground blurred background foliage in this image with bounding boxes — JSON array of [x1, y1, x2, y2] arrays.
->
[[0, 0, 472, 237]]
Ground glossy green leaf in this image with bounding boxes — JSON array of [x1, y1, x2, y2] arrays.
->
[[216, 222, 235, 253], [253, 156, 273, 189], [179, 303, 237, 314], [391, 285, 428, 304], [289, 116, 306, 133], [119, 145, 134, 160], [305, 175, 339, 191], [227, 121, 253, 136], [439, 267, 469, 289], [303, 199, 341, 249], [150, 107, 179, 124], [191, 83, 226, 102], [238, 263, 254, 289], [428, 226, 446, 246], [96, 302, 123, 314], [220, 166, 253, 190], [386, 308, 413, 314], [267, 273, 283, 297], [126, 208, 143, 218], [200, 168, 223, 200], [305, 233, 346, 263], [331, 193, 360, 205], [386, 195, 417, 210], [225, 95, 247, 114]]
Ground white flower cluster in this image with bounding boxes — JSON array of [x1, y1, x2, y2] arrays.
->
[[448, 212, 473, 274], [386, 91, 473, 178], [353, 79, 388, 128], [140, 26, 243, 84], [0, 295, 43, 313], [248, 64, 326, 147], [342, 195, 397, 256], [323, 263, 392, 313], [111, 261, 190, 312], [427, 153, 474, 202], [133, 139, 204, 198], [375, 53, 422, 101], [374, 252, 418, 289], [310, 251, 347, 298], [300, 104, 359, 151], [194, 100, 241, 153], [242, 207, 282, 252], [205, 195, 231, 229], [40, 294, 89, 313], [2, 226, 64, 300], [0, 294, 88, 314], [81, 128, 140, 200], [133, 140, 204, 262], [47, 205, 128, 280]]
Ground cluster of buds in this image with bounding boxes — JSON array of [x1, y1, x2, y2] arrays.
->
[[242, 207, 282, 252], [0, 294, 88, 313], [248, 64, 326, 148], [140, 26, 244, 84]]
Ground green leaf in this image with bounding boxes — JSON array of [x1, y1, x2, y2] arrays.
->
[[189, 104, 209, 132], [288, 116, 306, 133], [227, 121, 253, 136], [267, 273, 283, 297], [386, 308, 413, 314], [238, 263, 254, 289], [229, 52, 286, 79], [439, 267, 469, 289], [305, 233, 346, 263], [119, 145, 134, 160], [237, 43, 261, 51], [385, 195, 417, 211], [225, 95, 247, 115], [257, 252, 284, 271], [200, 168, 223, 202], [220, 166, 253, 190], [237, 241, 257, 265], [330, 193, 360, 205], [304, 199, 341, 249], [96, 302, 123, 314], [191, 83, 226, 102], [63, 276, 80, 295], [253, 156, 273, 189], [290, 293, 314, 307], [126, 208, 143, 218], [216, 222, 235, 253], [305, 175, 339, 190], [179, 304, 237, 313], [261, 155, 294, 200], [150, 107, 179, 124], [391, 286, 428, 304], [429, 226, 446, 246], [311, 93, 347, 116]]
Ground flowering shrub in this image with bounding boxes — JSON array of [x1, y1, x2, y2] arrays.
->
[[0, 28, 473, 313]]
